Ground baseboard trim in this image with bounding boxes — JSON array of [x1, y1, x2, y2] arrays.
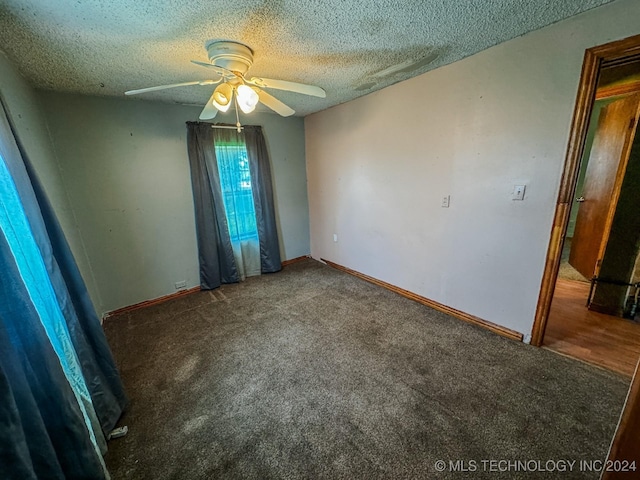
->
[[103, 257, 310, 319], [282, 255, 310, 267], [104, 286, 201, 319], [321, 258, 524, 342]]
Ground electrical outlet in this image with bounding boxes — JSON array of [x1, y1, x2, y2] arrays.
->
[[175, 280, 186, 290], [333, 233, 338, 242], [441, 195, 450, 208]]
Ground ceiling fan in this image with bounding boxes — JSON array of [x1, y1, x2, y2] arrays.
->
[[125, 41, 326, 122]]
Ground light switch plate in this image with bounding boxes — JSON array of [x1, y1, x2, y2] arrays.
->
[[512, 185, 526, 201]]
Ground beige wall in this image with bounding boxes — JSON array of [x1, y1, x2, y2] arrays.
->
[[0, 51, 100, 307], [304, 0, 640, 337], [39, 92, 309, 315]]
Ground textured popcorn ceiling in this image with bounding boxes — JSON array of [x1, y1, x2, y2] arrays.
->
[[0, 0, 613, 116]]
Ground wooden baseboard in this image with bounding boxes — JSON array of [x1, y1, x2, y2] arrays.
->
[[104, 286, 201, 319], [282, 255, 310, 267], [321, 258, 524, 342], [103, 257, 309, 319]]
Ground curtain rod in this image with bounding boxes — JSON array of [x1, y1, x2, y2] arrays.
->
[[210, 125, 243, 130]]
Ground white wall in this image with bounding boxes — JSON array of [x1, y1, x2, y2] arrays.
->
[[0, 52, 100, 306], [39, 92, 309, 314], [305, 0, 640, 336]]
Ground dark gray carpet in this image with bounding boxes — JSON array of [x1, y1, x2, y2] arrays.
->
[[104, 259, 628, 479]]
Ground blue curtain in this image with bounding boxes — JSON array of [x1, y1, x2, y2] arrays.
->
[[0, 98, 126, 478]]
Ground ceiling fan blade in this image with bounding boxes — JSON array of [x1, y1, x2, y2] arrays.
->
[[190, 60, 231, 77], [247, 77, 325, 98], [199, 90, 219, 120], [125, 79, 221, 96], [125, 81, 201, 95], [256, 88, 295, 117]]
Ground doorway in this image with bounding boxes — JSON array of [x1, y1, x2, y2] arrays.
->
[[532, 34, 640, 378]]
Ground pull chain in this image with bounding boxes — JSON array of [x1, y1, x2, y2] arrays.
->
[[234, 95, 242, 132]]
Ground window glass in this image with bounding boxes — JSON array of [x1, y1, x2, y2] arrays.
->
[[214, 142, 259, 241]]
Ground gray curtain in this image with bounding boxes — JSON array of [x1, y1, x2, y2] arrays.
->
[[0, 97, 126, 478], [244, 126, 282, 273], [186, 122, 282, 289], [22, 146, 127, 439], [0, 234, 107, 479], [186, 122, 239, 289]]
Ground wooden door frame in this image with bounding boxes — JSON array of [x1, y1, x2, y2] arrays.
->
[[602, 357, 640, 479], [531, 34, 640, 347]]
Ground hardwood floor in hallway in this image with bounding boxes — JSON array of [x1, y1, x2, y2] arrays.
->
[[544, 278, 640, 378]]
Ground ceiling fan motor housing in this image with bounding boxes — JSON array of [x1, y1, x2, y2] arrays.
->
[[207, 41, 254, 75]]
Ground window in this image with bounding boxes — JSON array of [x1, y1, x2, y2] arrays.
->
[[214, 141, 258, 241]]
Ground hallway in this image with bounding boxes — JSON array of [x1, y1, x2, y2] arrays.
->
[[544, 278, 640, 377]]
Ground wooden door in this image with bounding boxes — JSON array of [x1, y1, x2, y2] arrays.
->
[[569, 94, 640, 279]]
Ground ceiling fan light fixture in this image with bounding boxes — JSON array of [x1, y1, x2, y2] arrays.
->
[[236, 84, 259, 114], [212, 82, 232, 112], [126, 41, 323, 120]]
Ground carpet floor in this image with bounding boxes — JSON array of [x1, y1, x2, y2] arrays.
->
[[103, 259, 629, 479]]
